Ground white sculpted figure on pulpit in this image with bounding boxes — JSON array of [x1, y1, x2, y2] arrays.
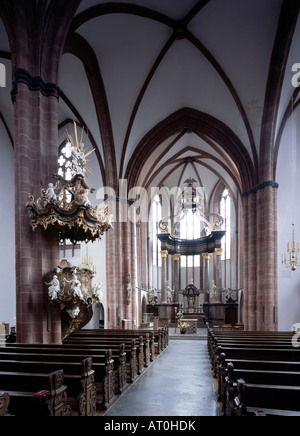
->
[[45, 182, 59, 202], [46, 275, 60, 300], [64, 268, 83, 300], [67, 306, 80, 319], [92, 283, 104, 303]]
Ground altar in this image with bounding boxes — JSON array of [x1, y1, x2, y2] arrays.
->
[[180, 319, 197, 334]]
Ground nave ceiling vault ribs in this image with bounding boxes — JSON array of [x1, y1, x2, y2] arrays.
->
[[143, 145, 242, 198], [260, 0, 300, 183], [125, 108, 254, 193], [65, 0, 256, 191], [2, 1, 294, 193]]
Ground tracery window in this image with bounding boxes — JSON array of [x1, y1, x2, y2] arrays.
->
[[152, 194, 162, 268], [58, 141, 80, 253], [220, 188, 231, 260], [58, 142, 73, 181]]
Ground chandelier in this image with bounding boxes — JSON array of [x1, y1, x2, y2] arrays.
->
[[281, 224, 300, 271], [159, 178, 224, 237], [26, 121, 112, 244]]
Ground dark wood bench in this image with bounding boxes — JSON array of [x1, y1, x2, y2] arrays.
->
[[63, 336, 147, 374], [69, 327, 168, 354], [218, 353, 300, 409], [214, 346, 300, 378], [0, 369, 71, 416], [3, 343, 127, 396], [207, 327, 295, 367], [0, 392, 10, 416], [0, 357, 97, 416], [222, 360, 300, 416], [65, 333, 151, 365], [2, 346, 115, 410], [7, 340, 138, 385], [206, 326, 300, 416], [234, 378, 300, 416]]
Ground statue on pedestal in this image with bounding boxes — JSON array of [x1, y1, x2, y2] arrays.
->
[[166, 280, 174, 304], [208, 280, 217, 303], [225, 288, 237, 303]]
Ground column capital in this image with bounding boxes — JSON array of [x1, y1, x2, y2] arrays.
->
[[172, 254, 181, 261], [202, 252, 212, 260], [160, 250, 168, 258], [215, 248, 223, 256]]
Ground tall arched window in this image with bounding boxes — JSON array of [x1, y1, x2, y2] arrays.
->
[[58, 142, 73, 181], [152, 194, 162, 268], [220, 188, 231, 260], [149, 194, 162, 289], [57, 141, 81, 255]]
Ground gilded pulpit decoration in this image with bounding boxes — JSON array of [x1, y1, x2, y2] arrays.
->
[[26, 173, 111, 243], [26, 121, 112, 244], [46, 260, 104, 340]]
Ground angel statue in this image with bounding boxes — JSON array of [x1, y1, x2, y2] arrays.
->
[[45, 182, 59, 202], [45, 275, 60, 300], [92, 283, 104, 303], [64, 268, 83, 300], [67, 306, 80, 319]]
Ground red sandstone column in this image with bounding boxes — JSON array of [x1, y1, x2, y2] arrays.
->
[[14, 84, 61, 343], [130, 221, 137, 328], [242, 184, 278, 331], [2, 0, 82, 344], [242, 195, 249, 329], [256, 189, 263, 330], [263, 186, 278, 331]]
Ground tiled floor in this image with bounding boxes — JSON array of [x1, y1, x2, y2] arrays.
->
[[104, 337, 217, 417]]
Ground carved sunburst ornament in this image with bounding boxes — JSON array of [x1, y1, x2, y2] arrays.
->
[[65, 121, 96, 178]]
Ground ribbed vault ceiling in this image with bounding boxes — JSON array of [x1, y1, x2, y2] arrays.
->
[[0, 0, 299, 204]]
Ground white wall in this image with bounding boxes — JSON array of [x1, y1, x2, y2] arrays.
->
[[0, 128, 16, 329], [277, 112, 300, 331], [81, 238, 107, 329]]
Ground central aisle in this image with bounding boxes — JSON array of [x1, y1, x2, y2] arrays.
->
[[104, 339, 217, 417]]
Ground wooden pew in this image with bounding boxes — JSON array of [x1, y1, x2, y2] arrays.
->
[[214, 346, 300, 379], [0, 357, 96, 416], [3, 343, 127, 395], [69, 327, 167, 355], [7, 340, 138, 386], [65, 333, 152, 366], [0, 392, 10, 416], [218, 353, 300, 407], [2, 346, 115, 410], [0, 369, 71, 416], [63, 336, 147, 374], [222, 360, 300, 416], [206, 326, 300, 416], [234, 378, 300, 416], [206, 326, 295, 367]]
